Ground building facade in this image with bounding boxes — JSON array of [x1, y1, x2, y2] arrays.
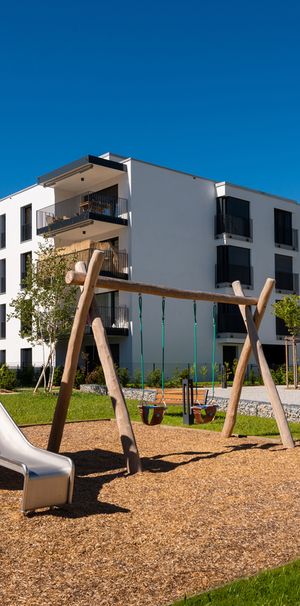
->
[[1, 152, 298, 376]]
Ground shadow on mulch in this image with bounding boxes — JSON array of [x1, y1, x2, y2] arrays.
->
[[0, 440, 280, 519]]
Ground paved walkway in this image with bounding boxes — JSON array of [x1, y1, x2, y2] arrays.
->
[[209, 385, 300, 405]]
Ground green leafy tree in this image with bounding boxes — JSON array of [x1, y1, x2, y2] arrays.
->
[[272, 295, 300, 388], [272, 295, 300, 337], [8, 242, 77, 392]]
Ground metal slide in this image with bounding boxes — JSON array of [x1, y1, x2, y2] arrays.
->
[[0, 402, 75, 513]]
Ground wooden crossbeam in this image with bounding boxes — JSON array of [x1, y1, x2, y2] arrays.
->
[[65, 271, 259, 306]]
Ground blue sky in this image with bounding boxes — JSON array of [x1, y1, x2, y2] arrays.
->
[[0, 0, 299, 200]]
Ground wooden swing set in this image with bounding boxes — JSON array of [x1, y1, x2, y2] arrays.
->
[[47, 250, 295, 475]]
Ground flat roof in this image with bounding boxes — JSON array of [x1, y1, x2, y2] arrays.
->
[[37, 154, 127, 187]]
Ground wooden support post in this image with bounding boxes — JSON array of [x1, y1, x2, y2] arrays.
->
[[48, 251, 105, 453], [76, 261, 142, 474], [232, 281, 294, 449], [222, 278, 275, 439]]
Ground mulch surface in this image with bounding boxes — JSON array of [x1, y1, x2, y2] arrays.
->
[[0, 421, 300, 606]]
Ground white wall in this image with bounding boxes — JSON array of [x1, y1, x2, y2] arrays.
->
[[128, 159, 218, 375], [0, 184, 54, 367]]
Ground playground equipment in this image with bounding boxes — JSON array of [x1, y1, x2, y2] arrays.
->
[[190, 300, 218, 423], [138, 295, 167, 426], [0, 402, 74, 512], [138, 297, 217, 425], [47, 251, 294, 477]]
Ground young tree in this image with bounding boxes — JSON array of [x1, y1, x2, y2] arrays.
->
[[9, 242, 78, 391], [272, 295, 300, 388]]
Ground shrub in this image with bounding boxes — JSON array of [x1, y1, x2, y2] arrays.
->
[[53, 365, 64, 386], [0, 364, 17, 390], [85, 365, 105, 385], [74, 368, 86, 389], [132, 369, 141, 388], [146, 368, 162, 387], [117, 367, 130, 387]]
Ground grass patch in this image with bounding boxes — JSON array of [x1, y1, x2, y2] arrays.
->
[[171, 560, 300, 606], [1, 389, 300, 440]]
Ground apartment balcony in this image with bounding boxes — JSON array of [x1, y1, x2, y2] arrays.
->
[[217, 310, 247, 337], [275, 271, 299, 294], [215, 264, 253, 289], [63, 246, 128, 280], [36, 195, 128, 238], [215, 214, 253, 242], [275, 228, 298, 251], [86, 306, 129, 336]]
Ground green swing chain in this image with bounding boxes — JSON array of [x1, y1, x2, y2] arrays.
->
[[211, 303, 217, 397], [138, 294, 145, 398], [161, 297, 166, 399], [193, 301, 198, 399]]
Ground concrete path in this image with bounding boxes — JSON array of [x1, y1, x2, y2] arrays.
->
[[209, 385, 300, 405]]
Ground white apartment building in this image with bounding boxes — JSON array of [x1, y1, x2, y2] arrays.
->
[[0, 152, 299, 377]]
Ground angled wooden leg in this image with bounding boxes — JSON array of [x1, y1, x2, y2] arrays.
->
[[48, 251, 105, 453], [222, 278, 275, 438], [232, 281, 294, 449], [76, 261, 142, 475]]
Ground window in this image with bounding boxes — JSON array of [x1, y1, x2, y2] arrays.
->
[[275, 254, 297, 293], [20, 251, 32, 288], [20, 204, 32, 242], [0, 215, 6, 249], [0, 350, 5, 365], [0, 259, 6, 293], [21, 348, 32, 368], [216, 245, 252, 288], [216, 196, 251, 240], [0, 304, 6, 339], [274, 208, 297, 249]]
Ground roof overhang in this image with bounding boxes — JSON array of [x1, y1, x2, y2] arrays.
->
[[37, 155, 127, 193]]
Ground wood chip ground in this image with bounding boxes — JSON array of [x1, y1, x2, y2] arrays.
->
[[0, 420, 299, 606]]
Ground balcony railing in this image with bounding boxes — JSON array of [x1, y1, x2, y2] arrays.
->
[[36, 195, 128, 235], [217, 311, 247, 335], [275, 271, 299, 294], [215, 264, 253, 289], [215, 214, 253, 241], [86, 305, 129, 335], [275, 228, 298, 251], [63, 247, 128, 279]]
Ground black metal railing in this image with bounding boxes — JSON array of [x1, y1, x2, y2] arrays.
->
[[36, 195, 128, 233], [215, 264, 253, 288], [217, 311, 247, 334], [63, 248, 128, 279], [215, 214, 252, 240], [275, 271, 299, 294], [275, 228, 298, 250], [87, 305, 129, 331]]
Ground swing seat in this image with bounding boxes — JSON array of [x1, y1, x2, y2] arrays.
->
[[191, 402, 218, 425], [138, 403, 166, 426]]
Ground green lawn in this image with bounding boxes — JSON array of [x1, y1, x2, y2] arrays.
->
[[171, 560, 300, 606], [1, 389, 300, 440]]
